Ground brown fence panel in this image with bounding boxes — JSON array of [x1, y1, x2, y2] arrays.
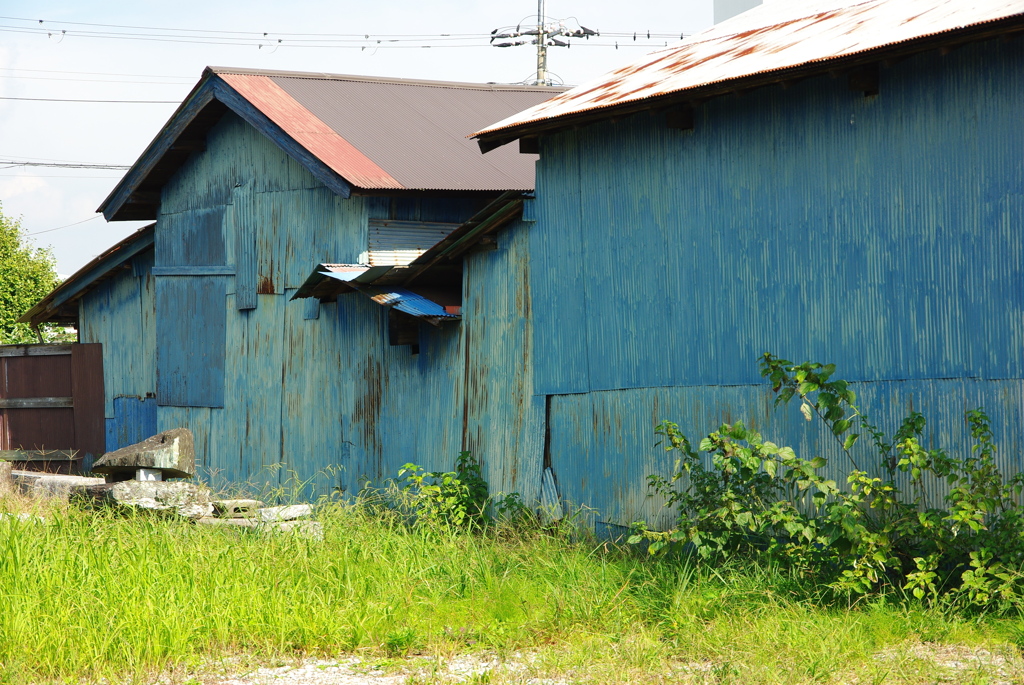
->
[[71, 343, 105, 457], [0, 343, 104, 472]]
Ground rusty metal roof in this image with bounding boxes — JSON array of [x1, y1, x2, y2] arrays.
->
[[475, 0, 1024, 142]]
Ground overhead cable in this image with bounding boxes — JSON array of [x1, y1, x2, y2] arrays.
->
[[25, 214, 102, 236], [0, 160, 131, 169], [0, 96, 177, 104]]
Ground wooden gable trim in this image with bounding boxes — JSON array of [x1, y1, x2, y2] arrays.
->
[[99, 72, 354, 222], [210, 78, 354, 200]]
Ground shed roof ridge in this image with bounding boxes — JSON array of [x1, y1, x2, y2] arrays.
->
[[646, 0, 878, 53], [205, 66, 565, 92]]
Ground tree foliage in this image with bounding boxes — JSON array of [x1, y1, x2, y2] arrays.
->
[[0, 204, 62, 344]]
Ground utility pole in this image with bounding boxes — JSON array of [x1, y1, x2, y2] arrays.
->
[[536, 0, 548, 86], [490, 2, 598, 86]]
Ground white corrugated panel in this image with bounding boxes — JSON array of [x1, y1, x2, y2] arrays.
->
[[367, 219, 460, 266]]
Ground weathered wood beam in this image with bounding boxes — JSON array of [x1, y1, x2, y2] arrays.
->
[[127, 192, 161, 204], [0, 344, 72, 357], [0, 397, 74, 409], [0, 449, 78, 461], [519, 137, 539, 154], [666, 106, 695, 131], [848, 64, 880, 96]]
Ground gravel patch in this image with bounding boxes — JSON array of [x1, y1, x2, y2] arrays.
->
[[153, 653, 565, 685], [871, 642, 1024, 684]]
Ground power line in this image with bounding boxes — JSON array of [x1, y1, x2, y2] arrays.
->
[[0, 96, 177, 104], [0, 152, 120, 163], [0, 74, 192, 85], [0, 173, 122, 178], [0, 18, 683, 50], [0, 66, 191, 78], [1, 15, 687, 40], [0, 23, 491, 46], [0, 27, 485, 48], [0, 15, 493, 38], [25, 215, 101, 236], [0, 160, 130, 169]]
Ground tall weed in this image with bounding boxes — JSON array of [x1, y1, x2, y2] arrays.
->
[[632, 354, 1024, 610]]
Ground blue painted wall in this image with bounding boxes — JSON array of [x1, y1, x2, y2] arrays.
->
[[106, 397, 158, 452], [115, 110, 542, 500], [529, 37, 1024, 526], [79, 250, 158, 452]]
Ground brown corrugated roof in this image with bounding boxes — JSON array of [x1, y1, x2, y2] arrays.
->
[[100, 68, 564, 221], [258, 72, 553, 191]]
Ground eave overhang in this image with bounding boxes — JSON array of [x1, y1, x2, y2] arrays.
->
[[18, 224, 156, 328]]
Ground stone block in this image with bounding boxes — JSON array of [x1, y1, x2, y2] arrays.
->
[[0, 512, 45, 524], [258, 504, 312, 522], [77, 480, 211, 518], [196, 517, 259, 528], [0, 461, 12, 498], [12, 471, 105, 501], [213, 499, 265, 518], [91, 428, 195, 479], [263, 520, 324, 540]]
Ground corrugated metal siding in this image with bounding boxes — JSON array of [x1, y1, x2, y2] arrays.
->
[[533, 40, 1024, 394], [462, 219, 544, 501], [549, 379, 1024, 528], [140, 107, 531, 501], [106, 397, 158, 451], [205, 292, 285, 489], [155, 276, 227, 407], [79, 250, 157, 423], [531, 38, 1024, 524], [160, 114, 322, 216], [367, 219, 459, 266], [155, 206, 226, 267]]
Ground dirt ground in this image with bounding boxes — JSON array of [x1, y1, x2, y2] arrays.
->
[[144, 642, 1024, 685]]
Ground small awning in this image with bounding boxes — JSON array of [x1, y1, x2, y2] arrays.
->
[[291, 191, 526, 327], [291, 264, 458, 326], [291, 264, 397, 300], [357, 286, 460, 326]]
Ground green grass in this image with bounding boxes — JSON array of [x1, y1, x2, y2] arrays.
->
[[0, 499, 1021, 684]]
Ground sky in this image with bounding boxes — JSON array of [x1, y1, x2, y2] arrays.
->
[[0, 1, 714, 276]]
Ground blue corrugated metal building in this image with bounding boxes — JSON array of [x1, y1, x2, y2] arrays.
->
[[23, 68, 557, 499], [473, 0, 1024, 529], [25, 0, 1024, 528]]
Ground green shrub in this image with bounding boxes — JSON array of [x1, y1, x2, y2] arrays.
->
[[631, 353, 1024, 610], [398, 451, 493, 529], [396, 452, 540, 533]]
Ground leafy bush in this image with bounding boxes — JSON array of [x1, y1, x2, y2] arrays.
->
[[631, 353, 1024, 610], [397, 452, 538, 532], [399, 451, 500, 530]]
